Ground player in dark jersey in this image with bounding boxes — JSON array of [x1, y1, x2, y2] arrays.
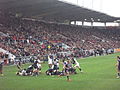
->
[[0, 61, 4, 76], [16, 61, 22, 70], [116, 56, 120, 78], [63, 60, 72, 81], [32, 59, 42, 76]]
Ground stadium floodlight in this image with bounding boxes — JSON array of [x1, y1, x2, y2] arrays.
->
[[91, 18, 94, 22], [98, 19, 100, 21], [116, 20, 120, 22]]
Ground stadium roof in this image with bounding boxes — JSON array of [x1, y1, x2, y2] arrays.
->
[[0, 0, 119, 22]]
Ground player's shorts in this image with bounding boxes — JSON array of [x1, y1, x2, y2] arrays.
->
[[48, 61, 52, 65], [48, 58, 53, 64], [118, 66, 120, 71], [0, 67, 2, 72], [65, 68, 69, 74], [37, 64, 41, 69], [53, 65, 58, 70]]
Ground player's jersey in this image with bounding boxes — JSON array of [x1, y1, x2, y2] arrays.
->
[[33, 60, 41, 69], [72, 58, 79, 65], [21, 69, 26, 74], [118, 59, 120, 66], [34, 60, 38, 64], [48, 56, 53, 64], [63, 61, 67, 66], [117, 59, 120, 71], [65, 63, 72, 69], [63, 61, 67, 65], [53, 59, 59, 65], [28, 65, 33, 70], [52, 58, 59, 70], [37, 63, 41, 69]]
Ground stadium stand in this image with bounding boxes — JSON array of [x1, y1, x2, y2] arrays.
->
[[0, 14, 119, 58], [0, 0, 120, 64]]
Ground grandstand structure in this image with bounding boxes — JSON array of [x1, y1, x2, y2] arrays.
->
[[0, 0, 120, 26]]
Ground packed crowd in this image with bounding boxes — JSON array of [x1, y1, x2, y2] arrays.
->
[[0, 13, 120, 62]]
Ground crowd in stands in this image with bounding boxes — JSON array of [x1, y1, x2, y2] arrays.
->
[[0, 12, 120, 64]]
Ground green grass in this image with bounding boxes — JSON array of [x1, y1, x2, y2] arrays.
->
[[0, 53, 120, 90]]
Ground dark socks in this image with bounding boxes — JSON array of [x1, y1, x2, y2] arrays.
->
[[67, 76, 69, 80], [79, 68, 82, 71], [118, 73, 120, 76]]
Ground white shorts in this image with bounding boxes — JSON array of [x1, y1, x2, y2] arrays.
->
[[48, 59, 53, 64], [37, 64, 41, 69], [74, 63, 80, 68], [48, 61, 52, 64]]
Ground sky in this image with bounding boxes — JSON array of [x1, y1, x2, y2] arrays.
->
[[60, 0, 120, 17]]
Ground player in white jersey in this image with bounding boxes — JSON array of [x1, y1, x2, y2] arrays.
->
[[71, 57, 83, 72], [52, 58, 59, 70], [48, 55, 53, 68]]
